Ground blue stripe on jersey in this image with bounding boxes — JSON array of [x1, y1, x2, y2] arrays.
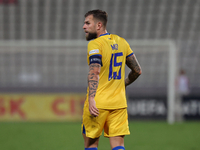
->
[[99, 33, 110, 37], [126, 52, 134, 58], [89, 55, 102, 66]]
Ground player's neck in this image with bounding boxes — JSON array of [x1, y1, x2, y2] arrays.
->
[[97, 30, 107, 37]]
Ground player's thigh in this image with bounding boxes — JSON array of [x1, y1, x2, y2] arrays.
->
[[104, 108, 130, 137]]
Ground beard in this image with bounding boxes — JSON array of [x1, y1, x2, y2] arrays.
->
[[86, 32, 97, 41]]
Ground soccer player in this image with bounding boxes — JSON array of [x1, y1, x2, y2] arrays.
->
[[82, 9, 142, 150]]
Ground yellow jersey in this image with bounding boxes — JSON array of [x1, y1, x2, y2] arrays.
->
[[86, 33, 133, 109]]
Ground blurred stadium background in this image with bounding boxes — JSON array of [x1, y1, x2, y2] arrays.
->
[[0, 0, 200, 123], [0, 0, 200, 150]]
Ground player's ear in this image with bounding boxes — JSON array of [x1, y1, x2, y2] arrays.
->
[[97, 22, 102, 30]]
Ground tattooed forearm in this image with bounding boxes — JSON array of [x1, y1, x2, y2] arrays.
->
[[88, 63, 101, 98], [125, 70, 140, 86], [125, 54, 142, 87]]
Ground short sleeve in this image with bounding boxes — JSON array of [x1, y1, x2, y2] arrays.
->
[[87, 40, 102, 65], [124, 39, 134, 58]]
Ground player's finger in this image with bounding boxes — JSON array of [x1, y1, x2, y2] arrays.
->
[[93, 107, 99, 114], [90, 111, 98, 117], [91, 108, 99, 116]]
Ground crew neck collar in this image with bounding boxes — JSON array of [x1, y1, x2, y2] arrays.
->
[[99, 33, 110, 37]]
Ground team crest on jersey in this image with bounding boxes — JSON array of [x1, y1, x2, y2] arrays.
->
[[89, 49, 99, 55]]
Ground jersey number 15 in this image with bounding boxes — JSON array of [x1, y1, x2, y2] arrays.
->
[[108, 52, 123, 81]]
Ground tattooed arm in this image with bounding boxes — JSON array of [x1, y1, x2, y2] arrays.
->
[[88, 63, 101, 116], [125, 54, 142, 87]]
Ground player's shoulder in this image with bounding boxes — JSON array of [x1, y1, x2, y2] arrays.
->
[[110, 34, 126, 41], [110, 33, 122, 38], [88, 38, 102, 47], [110, 34, 129, 45]]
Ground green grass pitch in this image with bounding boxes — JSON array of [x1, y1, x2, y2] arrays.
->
[[0, 121, 199, 150]]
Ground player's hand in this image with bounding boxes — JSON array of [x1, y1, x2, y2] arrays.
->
[[88, 98, 99, 117]]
